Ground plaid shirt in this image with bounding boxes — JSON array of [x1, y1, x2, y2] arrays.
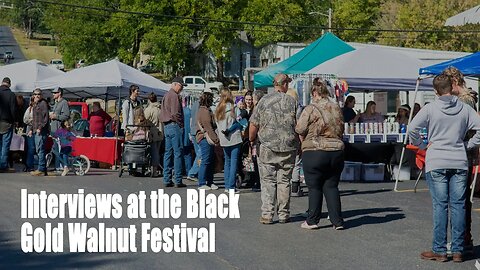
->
[[32, 99, 49, 132]]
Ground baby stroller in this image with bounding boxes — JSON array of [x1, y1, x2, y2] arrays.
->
[[118, 125, 154, 177]]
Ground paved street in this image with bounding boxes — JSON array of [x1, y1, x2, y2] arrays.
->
[[0, 170, 479, 270], [0, 26, 26, 64]]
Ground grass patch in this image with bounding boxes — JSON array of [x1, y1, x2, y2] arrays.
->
[[10, 27, 62, 64]]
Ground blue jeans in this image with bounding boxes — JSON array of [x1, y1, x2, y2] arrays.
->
[[55, 146, 72, 168], [225, 118, 248, 134], [183, 144, 193, 176], [223, 143, 241, 190], [26, 134, 36, 170], [163, 123, 184, 184], [34, 130, 48, 172], [188, 136, 201, 178], [426, 169, 467, 254], [198, 139, 214, 187], [0, 127, 13, 170]]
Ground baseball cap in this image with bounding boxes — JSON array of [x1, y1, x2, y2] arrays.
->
[[399, 104, 411, 111], [203, 87, 215, 94], [2, 77, 11, 85], [273, 73, 292, 85], [172, 77, 187, 86], [52, 87, 63, 94], [33, 88, 42, 95]]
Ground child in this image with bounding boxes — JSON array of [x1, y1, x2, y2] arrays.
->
[[131, 110, 150, 141], [222, 99, 248, 136], [53, 121, 76, 176], [408, 74, 480, 263]]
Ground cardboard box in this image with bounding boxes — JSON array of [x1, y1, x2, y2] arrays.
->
[[362, 163, 385, 182], [340, 161, 362, 182]]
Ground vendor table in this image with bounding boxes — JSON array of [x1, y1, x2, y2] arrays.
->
[[344, 142, 396, 164], [72, 137, 124, 165]]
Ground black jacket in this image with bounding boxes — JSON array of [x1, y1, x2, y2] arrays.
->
[[0, 85, 17, 124]]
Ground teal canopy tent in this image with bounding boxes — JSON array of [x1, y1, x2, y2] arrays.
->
[[253, 32, 355, 88]]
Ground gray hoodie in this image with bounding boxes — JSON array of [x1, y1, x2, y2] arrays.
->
[[409, 95, 480, 172]]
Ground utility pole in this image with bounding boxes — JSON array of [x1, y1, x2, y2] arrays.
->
[[308, 8, 333, 34], [328, 8, 332, 32]]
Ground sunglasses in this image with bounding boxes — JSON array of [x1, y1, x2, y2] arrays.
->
[[33, 93, 41, 96]]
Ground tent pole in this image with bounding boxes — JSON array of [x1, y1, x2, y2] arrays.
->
[[394, 78, 421, 191], [114, 88, 120, 170], [105, 93, 108, 112]]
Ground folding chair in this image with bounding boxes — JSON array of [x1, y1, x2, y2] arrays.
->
[[405, 144, 426, 193]]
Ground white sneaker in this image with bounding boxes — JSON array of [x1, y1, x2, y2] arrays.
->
[[61, 167, 69, 176], [198, 185, 211, 190], [187, 176, 198, 182], [301, 221, 319, 230], [209, 184, 219, 190], [224, 189, 239, 194]]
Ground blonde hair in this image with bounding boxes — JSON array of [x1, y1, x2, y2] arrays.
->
[[442, 66, 465, 87], [134, 108, 145, 125], [311, 80, 330, 98], [215, 89, 234, 121]]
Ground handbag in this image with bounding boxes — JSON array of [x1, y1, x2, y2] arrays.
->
[[197, 121, 216, 146], [242, 145, 256, 172]]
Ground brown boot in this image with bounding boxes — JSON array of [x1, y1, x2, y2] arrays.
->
[[452, 253, 463, 263], [420, 251, 448, 262], [259, 216, 273, 224]]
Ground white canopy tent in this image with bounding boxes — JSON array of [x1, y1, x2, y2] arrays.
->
[[0, 59, 64, 93], [36, 59, 170, 99], [305, 47, 432, 91], [445, 5, 480, 26]]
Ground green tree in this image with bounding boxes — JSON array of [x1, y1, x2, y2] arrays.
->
[[376, 0, 480, 52], [43, 0, 118, 67], [240, 0, 320, 47], [332, 0, 382, 42], [11, 0, 46, 38]]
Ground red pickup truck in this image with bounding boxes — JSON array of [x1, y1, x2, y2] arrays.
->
[[68, 101, 116, 137], [68, 101, 89, 120]]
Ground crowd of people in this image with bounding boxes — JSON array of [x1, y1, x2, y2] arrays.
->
[[0, 65, 478, 262]]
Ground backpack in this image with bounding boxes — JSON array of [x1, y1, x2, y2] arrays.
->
[[123, 98, 144, 128]]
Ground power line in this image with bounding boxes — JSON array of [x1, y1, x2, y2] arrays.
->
[[57, 9, 480, 41], [35, 0, 480, 34]]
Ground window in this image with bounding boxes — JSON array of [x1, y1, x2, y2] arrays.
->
[[184, 78, 193, 84], [195, 78, 205, 85]]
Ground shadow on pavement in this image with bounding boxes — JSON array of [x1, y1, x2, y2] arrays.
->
[[340, 189, 392, 197], [463, 245, 480, 262], [343, 207, 405, 229], [0, 231, 130, 269]]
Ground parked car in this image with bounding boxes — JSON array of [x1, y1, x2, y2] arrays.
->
[[76, 59, 85, 68], [49, 59, 65, 71], [182, 76, 223, 94], [4, 51, 13, 59]]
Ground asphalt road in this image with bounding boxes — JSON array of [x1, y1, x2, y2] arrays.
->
[[0, 169, 479, 270], [0, 26, 26, 64]]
